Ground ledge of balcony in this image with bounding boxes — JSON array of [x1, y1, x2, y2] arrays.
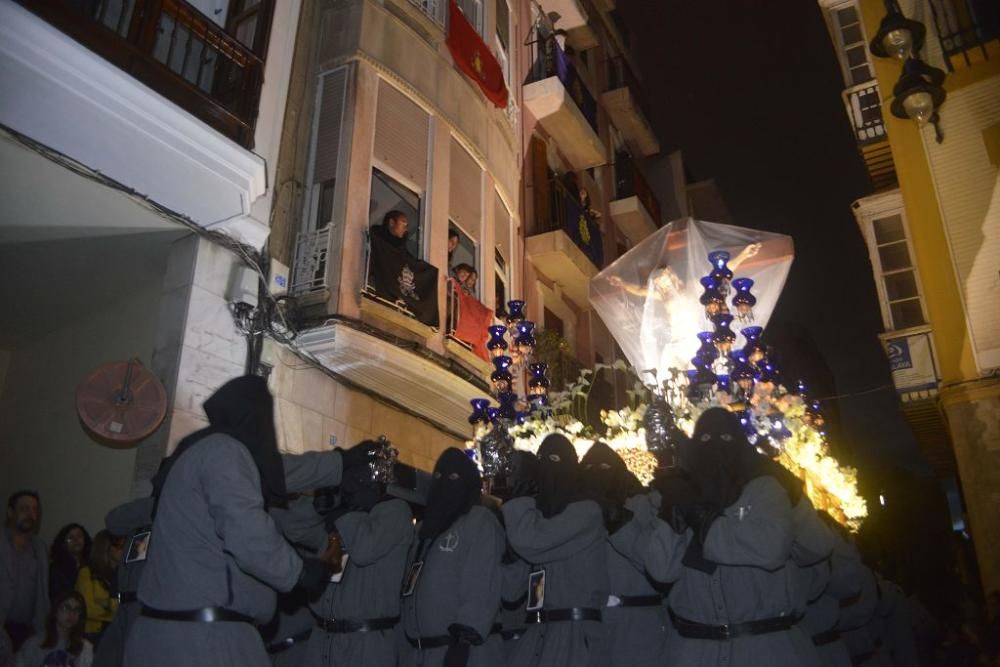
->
[[443, 338, 493, 378], [524, 76, 606, 170], [295, 321, 485, 439], [609, 195, 657, 245], [0, 1, 268, 247], [601, 87, 659, 157], [359, 292, 437, 344], [525, 228, 599, 309]]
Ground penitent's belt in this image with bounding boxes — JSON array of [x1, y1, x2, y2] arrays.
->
[[266, 629, 312, 654], [316, 616, 399, 634], [669, 608, 800, 640], [115, 592, 138, 604], [407, 624, 502, 650], [524, 607, 602, 625], [607, 594, 663, 608], [140, 605, 255, 624]]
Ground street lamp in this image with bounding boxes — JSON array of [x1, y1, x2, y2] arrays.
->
[[869, 0, 925, 60], [869, 0, 947, 142], [890, 57, 947, 142]]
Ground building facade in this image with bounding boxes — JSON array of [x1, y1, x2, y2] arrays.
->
[[0, 0, 304, 538], [818, 0, 1000, 591], [0, 0, 674, 538]]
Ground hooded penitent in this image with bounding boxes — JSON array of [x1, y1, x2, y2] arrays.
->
[[152, 375, 287, 510], [419, 447, 481, 542], [581, 441, 642, 528], [678, 407, 768, 511], [536, 434, 581, 519]]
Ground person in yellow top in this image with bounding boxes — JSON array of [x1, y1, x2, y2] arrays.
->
[[75, 529, 123, 645]]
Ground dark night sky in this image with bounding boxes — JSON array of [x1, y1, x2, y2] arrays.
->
[[618, 1, 927, 476]]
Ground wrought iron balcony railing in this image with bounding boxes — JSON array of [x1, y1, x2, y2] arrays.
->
[[526, 30, 599, 132], [291, 225, 332, 295], [534, 176, 604, 268], [928, 0, 999, 70], [18, 0, 270, 148]]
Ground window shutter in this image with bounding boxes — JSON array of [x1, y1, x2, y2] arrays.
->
[[449, 140, 483, 241], [313, 67, 348, 185], [494, 192, 512, 263], [374, 81, 430, 190]]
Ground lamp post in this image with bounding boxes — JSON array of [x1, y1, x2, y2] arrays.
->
[[869, 0, 925, 60], [889, 57, 947, 142], [868, 0, 947, 143]]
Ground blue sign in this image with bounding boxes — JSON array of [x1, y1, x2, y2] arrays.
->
[[886, 338, 913, 371]]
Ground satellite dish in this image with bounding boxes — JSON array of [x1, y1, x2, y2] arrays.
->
[[76, 359, 167, 447]]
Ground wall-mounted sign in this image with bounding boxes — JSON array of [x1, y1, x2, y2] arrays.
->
[[885, 331, 938, 394]]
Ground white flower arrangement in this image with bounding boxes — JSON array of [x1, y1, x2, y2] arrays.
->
[[470, 362, 868, 530]]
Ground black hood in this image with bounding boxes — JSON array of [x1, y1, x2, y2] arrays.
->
[[536, 434, 580, 518], [419, 448, 481, 542], [582, 442, 641, 503], [153, 375, 287, 511], [679, 407, 766, 510]]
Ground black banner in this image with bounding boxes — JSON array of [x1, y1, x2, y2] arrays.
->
[[368, 233, 440, 327]]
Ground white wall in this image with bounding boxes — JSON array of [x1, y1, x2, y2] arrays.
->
[[0, 282, 162, 544]]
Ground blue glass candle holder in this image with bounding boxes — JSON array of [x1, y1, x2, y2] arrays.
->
[[487, 325, 509, 359], [699, 276, 725, 318], [695, 331, 719, 363], [468, 398, 491, 425], [731, 278, 756, 322], [711, 313, 737, 354], [740, 326, 765, 364], [491, 355, 514, 394], [505, 300, 526, 328], [708, 250, 733, 293], [527, 362, 550, 398]]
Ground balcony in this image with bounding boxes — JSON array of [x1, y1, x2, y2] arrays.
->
[[295, 321, 488, 439], [927, 0, 1000, 71], [601, 56, 659, 157], [523, 34, 606, 170], [609, 151, 661, 244], [526, 178, 602, 308], [16, 0, 269, 148], [842, 81, 897, 191]]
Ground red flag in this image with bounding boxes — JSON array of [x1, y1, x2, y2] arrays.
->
[[451, 281, 494, 361], [446, 0, 509, 108]]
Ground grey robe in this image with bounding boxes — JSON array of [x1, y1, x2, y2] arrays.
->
[[303, 498, 412, 667], [500, 555, 530, 648], [400, 506, 504, 667], [124, 435, 304, 667], [799, 524, 863, 667], [604, 492, 669, 667], [92, 497, 154, 667], [655, 476, 820, 667], [503, 497, 609, 667], [838, 560, 882, 666]]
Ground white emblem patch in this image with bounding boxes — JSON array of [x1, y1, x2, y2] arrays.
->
[[439, 530, 460, 552]]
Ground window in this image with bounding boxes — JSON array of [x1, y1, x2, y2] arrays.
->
[[870, 213, 926, 330], [449, 222, 479, 298], [495, 248, 509, 317], [544, 308, 564, 337], [456, 0, 484, 36], [369, 168, 423, 259], [316, 180, 336, 228], [833, 4, 873, 86], [495, 0, 512, 85]]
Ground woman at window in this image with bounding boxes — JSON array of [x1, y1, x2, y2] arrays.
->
[[15, 591, 93, 667], [75, 531, 122, 646], [49, 524, 92, 603]]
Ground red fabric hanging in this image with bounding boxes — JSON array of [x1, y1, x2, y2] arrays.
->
[[446, 0, 509, 108]]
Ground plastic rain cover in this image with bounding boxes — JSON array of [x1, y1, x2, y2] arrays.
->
[[589, 218, 794, 386]]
